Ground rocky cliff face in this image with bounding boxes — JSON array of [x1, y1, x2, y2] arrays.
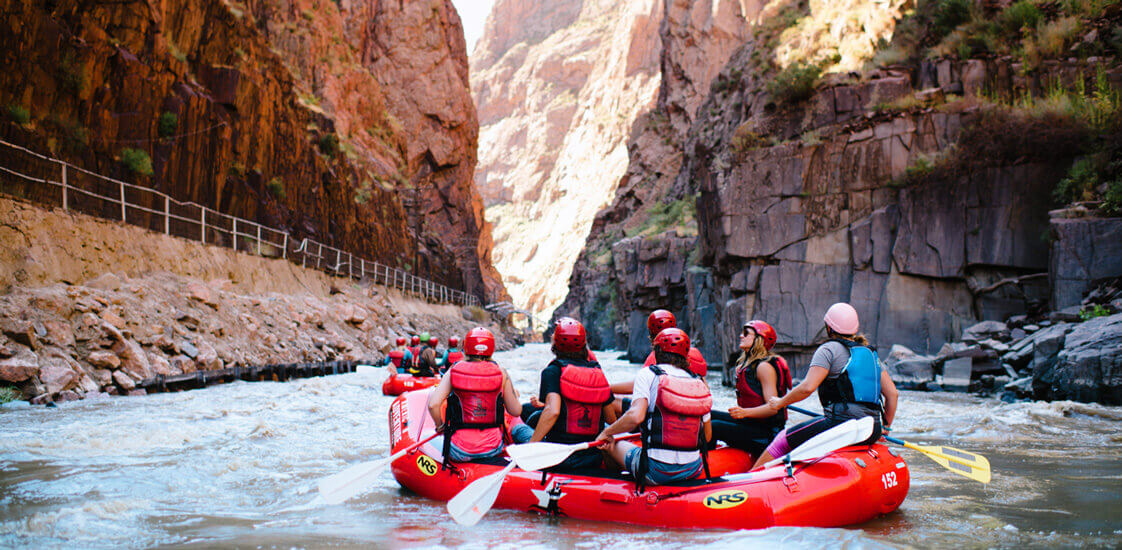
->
[[556, 0, 1122, 390], [470, 0, 669, 315], [0, 0, 505, 301]]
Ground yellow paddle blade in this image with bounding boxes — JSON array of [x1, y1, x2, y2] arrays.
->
[[904, 442, 991, 483]]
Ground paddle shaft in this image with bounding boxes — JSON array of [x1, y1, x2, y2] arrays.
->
[[390, 430, 441, 462], [786, 405, 983, 471]]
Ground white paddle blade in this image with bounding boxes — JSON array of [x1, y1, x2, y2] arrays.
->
[[447, 462, 516, 526], [765, 416, 875, 468], [505, 441, 591, 472], [318, 455, 394, 505]]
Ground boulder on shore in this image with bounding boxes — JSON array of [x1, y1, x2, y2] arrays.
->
[[1035, 313, 1122, 405]]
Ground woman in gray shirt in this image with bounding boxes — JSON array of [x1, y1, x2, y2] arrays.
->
[[750, 303, 898, 469]]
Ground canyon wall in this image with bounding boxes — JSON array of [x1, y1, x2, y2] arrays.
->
[[0, 0, 505, 301], [555, 0, 1122, 382], [472, 0, 701, 316]]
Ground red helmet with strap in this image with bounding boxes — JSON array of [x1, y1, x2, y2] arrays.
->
[[464, 327, 495, 357], [552, 317, 587, 354], [395, 337, 406, 346], [428, 337, 439, 347], [653, 328, 690, 357], [410, 335, 420, 346], [647, 310, 677, 337], [744, 320, 777, 351], [448, 336, 459, 347]]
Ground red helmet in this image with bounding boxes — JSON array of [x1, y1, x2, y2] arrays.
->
[[410, 336, 420, 346], [647, 309, 676, 337], [743, 320, 777, 351], [464, 327, 495, 357], [395, 337, 406, 346], [448, 336, 459, 347], [552, 317, 587, 354], [428, 337, 439, 347], [653, 327, 690, 357]]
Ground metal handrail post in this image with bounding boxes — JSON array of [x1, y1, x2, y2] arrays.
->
[[61, 163, 67, 211]]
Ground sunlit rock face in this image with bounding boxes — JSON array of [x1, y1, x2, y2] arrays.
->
[[470, 0, 669, 316]]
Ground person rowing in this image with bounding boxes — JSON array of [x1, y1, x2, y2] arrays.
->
[[427, 327, 522, 465], [511, 318, 616, 472], [753, 303, 898, 469], [383, 336, 414, 375], [710, 320, 792, 456], [596, 328, 713, 486]]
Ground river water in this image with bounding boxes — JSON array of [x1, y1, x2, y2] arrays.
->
[[1, 343, 1120, 549]]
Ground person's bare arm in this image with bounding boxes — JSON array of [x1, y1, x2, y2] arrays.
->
[[529, 393, 561, 442], [601, 402, 618, 424], [426, 376, 453, 430], [880, 369, 898, 429], [769, 365, 829, 411], [501, 370, 522, 416], [729, 362, 781, 419], [610, 380, 634, 394]]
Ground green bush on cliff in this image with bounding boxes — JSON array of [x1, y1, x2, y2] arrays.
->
[[119, 148, 154, 176], [933, 0, 973, 37], [767, 62, 822, 105], [1000, 1, 1042, 35], [158, 112, 178, 137], [317, 133, 340, 157], [0, 386, 18, 404], [1054, 157, 1100, 203], [267, 177, 286, 200], [4, 104, 29, 125]]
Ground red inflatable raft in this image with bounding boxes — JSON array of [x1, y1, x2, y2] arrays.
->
[[382, 373, 441, 396], [388, 390, 909, 529]]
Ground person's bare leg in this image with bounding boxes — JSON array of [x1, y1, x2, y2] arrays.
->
[[606, 441, 636, 470], [751, 450, 775, 470]]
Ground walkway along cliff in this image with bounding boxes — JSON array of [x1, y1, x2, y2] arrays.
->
[[552, 0, 1122, 404]]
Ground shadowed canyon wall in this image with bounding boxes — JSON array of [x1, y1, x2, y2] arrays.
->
[[0, 0, 506, 302]]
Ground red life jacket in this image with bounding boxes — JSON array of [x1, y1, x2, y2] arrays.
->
[[445, 349, 464, 367], [447, 361, 504, 429], [388, 350, 405, 369], [407, 346, 422, 367], [647, 365, 712, 450], [559, 363, 612, 437], [735, 355, 792, 428], [644, 347, 707, 377]]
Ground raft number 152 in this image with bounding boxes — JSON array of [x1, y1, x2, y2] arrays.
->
[[881, 471, 898, 489]]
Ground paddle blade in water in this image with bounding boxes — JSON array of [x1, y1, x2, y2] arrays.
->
[[902, 441, 991, 483], [447, 462, 516, 526], [318, 456, 392, 505]]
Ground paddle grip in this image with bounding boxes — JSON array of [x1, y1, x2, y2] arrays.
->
[[589, 432, 641, 448]]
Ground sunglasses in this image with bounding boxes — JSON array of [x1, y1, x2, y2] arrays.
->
[[741, 327, 755, 337]]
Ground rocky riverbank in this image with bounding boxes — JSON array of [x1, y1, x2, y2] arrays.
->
[[0, 272, 508, 405], [0, 197, 510, 404], [887, 281, 1122, 405]]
